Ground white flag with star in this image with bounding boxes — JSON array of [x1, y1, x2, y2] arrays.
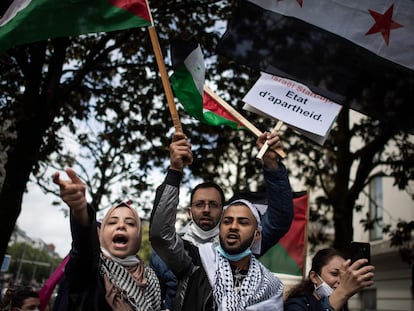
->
[[250, 0, 413, 70], [217, 0, 414, 133]]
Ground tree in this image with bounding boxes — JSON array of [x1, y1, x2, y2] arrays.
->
[[1, 0, 413, 266], [138, 221, 152, 263], [6, 241, 61, 286], [286, 109, 414, 254], [0, 0, 241, 263]]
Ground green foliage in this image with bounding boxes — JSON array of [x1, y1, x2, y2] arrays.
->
[[138, 221, 152, 264], [5, 242, 61, 286]]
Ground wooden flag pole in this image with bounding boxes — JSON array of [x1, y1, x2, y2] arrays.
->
[[255, 120, 285, 160], [148, 26, 183, 133], [204, 85, 261, 136], [204, 85, 286, 159]]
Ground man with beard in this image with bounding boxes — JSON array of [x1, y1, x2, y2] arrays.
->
[[150, 131, 291, 310]]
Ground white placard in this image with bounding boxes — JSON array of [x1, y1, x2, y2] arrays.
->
[[243, 73, 342, 144]]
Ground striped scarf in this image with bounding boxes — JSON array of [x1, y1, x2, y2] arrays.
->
[[213, 254, 283, 310], [100, 254, 161, 311]]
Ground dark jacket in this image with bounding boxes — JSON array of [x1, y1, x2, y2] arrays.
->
[[284, 292, 334, 311], [65, 205, 111, 311], [150, 252, 178, 310], [175, 259, 214, 311]]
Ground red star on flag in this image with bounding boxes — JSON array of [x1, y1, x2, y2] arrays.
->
[[365, 4, 403, 45]]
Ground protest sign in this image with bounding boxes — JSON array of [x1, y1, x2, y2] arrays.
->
[[243, 73, 342, 145]]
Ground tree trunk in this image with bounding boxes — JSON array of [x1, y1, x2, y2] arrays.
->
[[0, 112, 48, 262], [0, 41, 68, 262]]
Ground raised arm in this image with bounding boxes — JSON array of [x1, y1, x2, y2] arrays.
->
[[53, 168, 100, 294], [257, 131, 294, 256], [149, 133, 194, 278]]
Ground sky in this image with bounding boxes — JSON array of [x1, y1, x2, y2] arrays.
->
[[18, 182, 72, 258]]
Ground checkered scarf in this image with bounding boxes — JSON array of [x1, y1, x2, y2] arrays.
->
[[100, 254, 161, 311], [212, 253, 283, 310]]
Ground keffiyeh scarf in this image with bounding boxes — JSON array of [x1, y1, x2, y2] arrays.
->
[[200, 243, 283, 311], [100, 253, 161, 311]]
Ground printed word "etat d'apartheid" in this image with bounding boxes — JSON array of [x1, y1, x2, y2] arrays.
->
[[259, 90, 322, 121]]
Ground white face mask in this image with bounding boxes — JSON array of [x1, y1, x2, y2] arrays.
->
[[315, 274, 334, 298]]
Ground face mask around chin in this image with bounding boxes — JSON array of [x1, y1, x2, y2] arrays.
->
[[315, 274, 334, 298]]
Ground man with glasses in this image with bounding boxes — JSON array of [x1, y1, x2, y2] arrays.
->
[[150, 130, 293, 310]]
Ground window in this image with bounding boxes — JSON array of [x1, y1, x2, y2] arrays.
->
[[369, 177, 383, 241]]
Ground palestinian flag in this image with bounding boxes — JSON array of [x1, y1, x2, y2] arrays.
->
[[0, 0, 151, 53], [170, 38, 244, 129], [217, 0, 414, 133], [264, 191, 308, 276], [229, 190, 308, 277]]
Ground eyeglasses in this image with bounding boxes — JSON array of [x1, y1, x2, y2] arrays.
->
[[191, 200, 222, 210]]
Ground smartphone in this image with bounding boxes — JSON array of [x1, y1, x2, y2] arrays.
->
[[350, 241, 371, 266]]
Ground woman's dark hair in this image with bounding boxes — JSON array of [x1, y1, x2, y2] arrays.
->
[[285, 248, 343, 300], [190, 181, 225, 206]]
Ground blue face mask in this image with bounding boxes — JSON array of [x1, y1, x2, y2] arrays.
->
[[315, 274, 334, 298], [216, 244, 252, 261]]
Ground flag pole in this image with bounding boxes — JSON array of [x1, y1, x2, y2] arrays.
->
[[204, 85, 286, 158], [147, 25, 182, 133], [255, 120, 285, 160]]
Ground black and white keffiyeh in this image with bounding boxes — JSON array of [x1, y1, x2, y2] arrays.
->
[[200, 243, 284, 311], [100, 254, 161, 311]]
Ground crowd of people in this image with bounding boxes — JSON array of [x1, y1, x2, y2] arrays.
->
[[0, 130, 375, 311]]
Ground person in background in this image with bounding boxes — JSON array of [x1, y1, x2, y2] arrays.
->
[[53, 169, 161, 311], [284, 248, 375, 311], [150, 130, 293, 310], [1, 286, 40, 311]]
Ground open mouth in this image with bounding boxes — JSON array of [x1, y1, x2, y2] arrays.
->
[[226, 233, 239, 243], [113, 234, 128, 246]]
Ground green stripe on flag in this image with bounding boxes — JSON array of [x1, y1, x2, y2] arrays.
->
[[0, 0, 151, 53], [170, 38, 244, 129], [259, 243, 302, 276], [171, 65, 204, 121], [203, 111, 240, 128]]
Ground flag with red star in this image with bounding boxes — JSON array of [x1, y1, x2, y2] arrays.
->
[[217, 0, 414, 133]]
